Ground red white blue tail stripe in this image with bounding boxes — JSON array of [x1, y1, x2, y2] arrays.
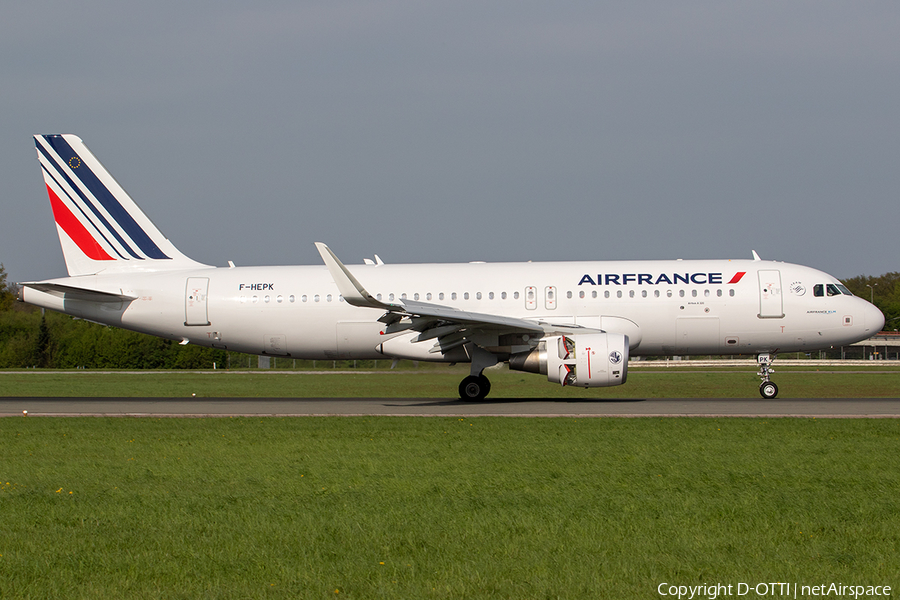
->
[[35, 134, 172, 264], [34, 134, 207, 276]]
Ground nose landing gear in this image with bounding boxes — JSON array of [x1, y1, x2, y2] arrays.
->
[[757, 353, 778, 399]]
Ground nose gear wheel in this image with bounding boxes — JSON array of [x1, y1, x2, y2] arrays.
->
[[757, 353, 778, 399]]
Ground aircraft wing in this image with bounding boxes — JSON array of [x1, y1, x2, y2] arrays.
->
[[316, 243, 599, 353]]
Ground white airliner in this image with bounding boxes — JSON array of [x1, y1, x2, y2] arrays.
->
[[20, 134, 884, 399]]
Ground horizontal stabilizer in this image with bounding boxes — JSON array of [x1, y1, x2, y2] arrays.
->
[[21, 282, 137, 302]]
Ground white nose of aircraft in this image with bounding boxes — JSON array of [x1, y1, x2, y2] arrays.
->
[[864, 300, 885, 333]]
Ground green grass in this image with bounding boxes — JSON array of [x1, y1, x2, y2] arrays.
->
[[2, 367, 900, 398], [1, 417, 899, 599]]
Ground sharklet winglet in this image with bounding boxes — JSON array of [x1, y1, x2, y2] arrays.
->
[[315, 243, 388, 310]]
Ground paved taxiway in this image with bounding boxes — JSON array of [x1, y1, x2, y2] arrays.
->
[[1, 397, 899, 417]]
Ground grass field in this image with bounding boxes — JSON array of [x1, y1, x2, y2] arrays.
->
[[1, 417, 899, 599], [2, 365, 900, 398]]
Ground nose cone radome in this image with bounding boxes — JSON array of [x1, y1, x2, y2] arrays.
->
[[865, 301, 885, 333]]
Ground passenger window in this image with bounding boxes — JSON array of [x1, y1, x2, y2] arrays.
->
[[616, 291, 622, 299], [717, 289, 722, 297], [654, 290, 660, 298], [501, 292, 507, 300], [641, 290, 647, 298], [592, 291, 597, 299], [514, 291, 519, 300], [476, 292, 482, 300], [464, 292, 470, 300], [452, 292, 457, 300], [605, 291, 610, 299]]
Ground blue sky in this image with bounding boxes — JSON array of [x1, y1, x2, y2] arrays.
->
[[2, 1, 898, 284]]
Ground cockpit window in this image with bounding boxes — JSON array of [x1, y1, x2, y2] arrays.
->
[[814, 283, 852, 297]]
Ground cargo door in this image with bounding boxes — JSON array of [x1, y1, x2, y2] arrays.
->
[[675, 318, 721, 354], [185, 277, 210, 326], [336, 321, 381, 358]]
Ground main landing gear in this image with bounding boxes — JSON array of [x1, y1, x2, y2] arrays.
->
[[458, 345, 497, 401], [757, 353, 778, 399], [459, 375, 491, 401]]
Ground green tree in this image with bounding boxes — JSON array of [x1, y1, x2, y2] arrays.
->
[[31, 313, 52, 367], [0, 263, 14, 312]]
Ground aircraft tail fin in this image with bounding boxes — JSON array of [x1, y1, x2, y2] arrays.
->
[[33, 134, 207, 276]]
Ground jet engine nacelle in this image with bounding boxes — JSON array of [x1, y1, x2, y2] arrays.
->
[[509, 333, 628, 387]]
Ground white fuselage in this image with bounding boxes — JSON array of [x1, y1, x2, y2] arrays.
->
[[23, 258, 884, 360]]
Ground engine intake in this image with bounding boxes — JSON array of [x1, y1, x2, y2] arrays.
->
[[509, 333, 628, 387]]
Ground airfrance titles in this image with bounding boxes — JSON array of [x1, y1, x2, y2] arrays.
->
[[578, 272, 746, 286]]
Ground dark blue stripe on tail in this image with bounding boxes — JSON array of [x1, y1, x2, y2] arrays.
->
[[37, 142, 140, 259], [42, 135, 171, 260]]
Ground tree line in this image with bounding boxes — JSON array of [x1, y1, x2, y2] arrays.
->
[[0, 263, 896, 369]]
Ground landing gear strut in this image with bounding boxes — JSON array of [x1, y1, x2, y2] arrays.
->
[[458, 344, 497, 401], [757, 353, 778, 399]]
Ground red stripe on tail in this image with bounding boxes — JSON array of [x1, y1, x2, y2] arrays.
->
[[46, 185, 114, 261]]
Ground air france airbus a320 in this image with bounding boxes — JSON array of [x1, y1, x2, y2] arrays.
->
[[20, 135, 884, 399]]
